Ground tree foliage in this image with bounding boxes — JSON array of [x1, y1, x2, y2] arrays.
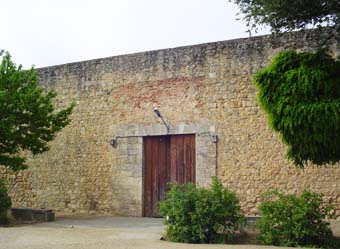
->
[[254, 49, 340, 167], [231, 0, 340, 33], [0, 51, 74, 171]]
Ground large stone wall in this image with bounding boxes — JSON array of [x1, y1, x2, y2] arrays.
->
[[1, 29, 339, 216]]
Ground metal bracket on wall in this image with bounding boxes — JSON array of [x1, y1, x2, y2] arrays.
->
[[109, 135, 141, 148], [197, 131, 219, 143]]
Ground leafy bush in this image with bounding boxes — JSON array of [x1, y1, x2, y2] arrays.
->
[[258, 190, 339, 248], [0, 179, 11, 224], [159, 177, 245, 243]]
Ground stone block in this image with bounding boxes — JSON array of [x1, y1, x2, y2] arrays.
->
[[11, 208, 55, 223]]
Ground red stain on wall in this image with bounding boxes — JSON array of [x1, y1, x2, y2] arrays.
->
[[112, 77, 206, 122]]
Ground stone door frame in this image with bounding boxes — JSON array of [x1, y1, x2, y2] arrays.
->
[[111, 123, 217, 216]]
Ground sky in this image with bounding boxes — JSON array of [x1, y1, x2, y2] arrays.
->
[[1, 0, 269, 69]]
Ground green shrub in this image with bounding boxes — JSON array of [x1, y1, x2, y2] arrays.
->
[[0, 179, 11, 224], [159, 177, 245, 243], [258, 190, 339, 248]]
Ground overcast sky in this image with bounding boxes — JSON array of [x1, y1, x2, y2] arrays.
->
[[1, 0, 269, 69]]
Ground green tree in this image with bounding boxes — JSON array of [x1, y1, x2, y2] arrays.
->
[[254, 50, 340, 167], [231, 0, 340, 33], [0, 51, 74, 171], [232, 0, 340, 166]]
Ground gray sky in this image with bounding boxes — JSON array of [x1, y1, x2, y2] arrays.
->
[[1, 0, 269, 68]]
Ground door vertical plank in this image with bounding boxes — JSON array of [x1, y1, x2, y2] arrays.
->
[[143, 137, 152, 217], [151, 137, 159, 217], [170, 136, 177, 183], [158, 136, 167, 206], [184, 135, 190, 183], [166, 136, 171, 192], [191, 134, 196, 183], [177, 135, 184, 184]]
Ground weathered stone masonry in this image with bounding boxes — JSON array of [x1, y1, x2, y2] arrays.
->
[[1, 29, 339, 216]]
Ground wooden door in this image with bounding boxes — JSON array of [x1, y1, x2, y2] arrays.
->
[[143, 135, 170, 217], [170, 135, 196, 184], [143, 134, 195, 217]]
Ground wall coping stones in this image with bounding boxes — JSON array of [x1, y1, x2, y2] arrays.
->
[[37, 28, 338, 81]]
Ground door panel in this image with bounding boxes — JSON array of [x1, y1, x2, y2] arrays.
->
[[143, 137, 153, 217], [184, 135, 195, 183], [143, 136, 170, 217], [143, 134, 195, 217]]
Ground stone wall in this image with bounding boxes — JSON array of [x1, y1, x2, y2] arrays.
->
[[1, 29, 339, 216]]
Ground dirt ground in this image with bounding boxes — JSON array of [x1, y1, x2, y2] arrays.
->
[[0, 216, 339, 249]]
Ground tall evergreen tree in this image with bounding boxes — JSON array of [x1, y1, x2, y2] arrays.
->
[[231, 1, 340, 166]]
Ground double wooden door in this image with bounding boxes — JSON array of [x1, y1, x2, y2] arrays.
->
[[143, 134, 195, 217]]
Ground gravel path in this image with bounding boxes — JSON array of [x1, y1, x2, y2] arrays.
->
[[1, 216, 338, 249]]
